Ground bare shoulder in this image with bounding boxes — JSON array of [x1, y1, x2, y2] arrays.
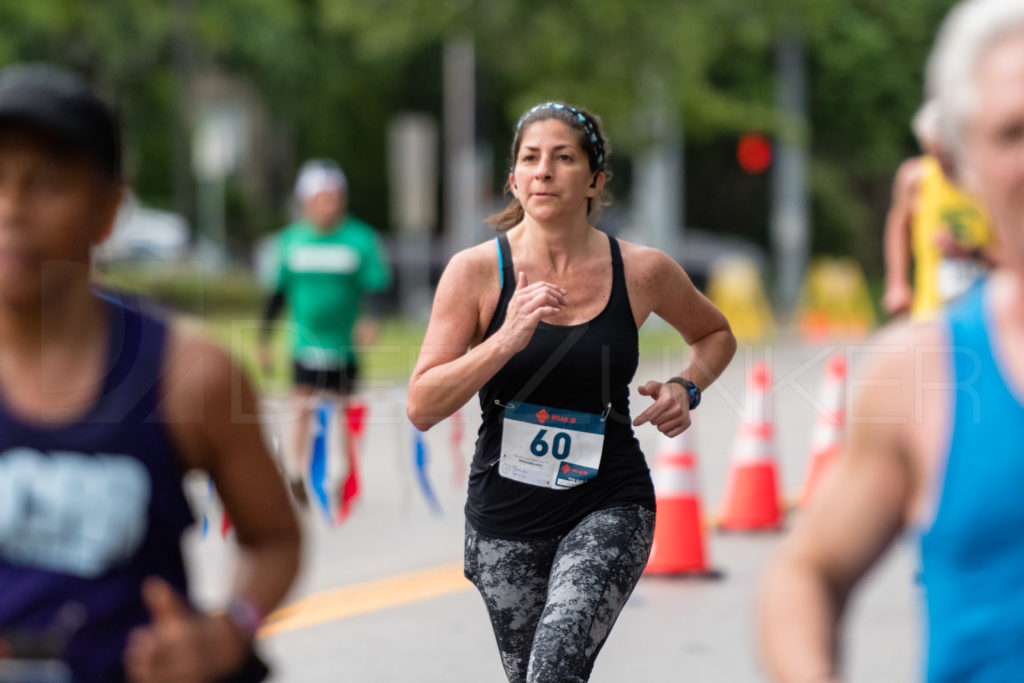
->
[[422, 238, 504, 349], [440, 240, 500, 290], [434, 240, 502, 320], [615, 237, 706, 327], [855, 317, 946, 379], [161, 318, 248, 470], [164, 318, 236, 393], [845, 317, 950, 523], [615, 238, 683, 287], [616, 238, 676, 269], [893, 155, 925, 196], [852, 318, 948, 420], [850, 319, 948, 455]]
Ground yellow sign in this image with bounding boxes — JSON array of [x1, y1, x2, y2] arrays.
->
[[797, 258, 877, 342], [707, 257, 775, 343]]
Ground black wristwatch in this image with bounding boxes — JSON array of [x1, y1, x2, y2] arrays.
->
[[665, 377, 701, 410]]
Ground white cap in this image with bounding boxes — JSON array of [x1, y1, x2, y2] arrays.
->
[[294, 159, 347, 200]]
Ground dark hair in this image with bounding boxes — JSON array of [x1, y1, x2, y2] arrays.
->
[[486, 102, 612, 232], [0, 64, 122, 181]]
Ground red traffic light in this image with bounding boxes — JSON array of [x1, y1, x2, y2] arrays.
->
[[737, 133, 772, 174]]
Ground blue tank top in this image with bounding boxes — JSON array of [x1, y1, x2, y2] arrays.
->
[[465, 232, 656, 539], [919, 280, 1024, 682], [0, 298, 194, 683]]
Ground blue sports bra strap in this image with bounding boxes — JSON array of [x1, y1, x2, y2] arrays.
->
[[493, 236, 503, 289], [480, 233, 518, 340], [496, 233, 515, 294]]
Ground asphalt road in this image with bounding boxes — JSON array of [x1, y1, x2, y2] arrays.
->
[[184, 338, 920, 682]]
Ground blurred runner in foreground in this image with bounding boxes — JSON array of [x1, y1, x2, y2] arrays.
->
[[408, 101, 735, 682], [760, 1, 1024, 680], [0, 64, 300, 682]]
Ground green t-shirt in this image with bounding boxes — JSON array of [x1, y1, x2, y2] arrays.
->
[[273, 216, 391, 365]]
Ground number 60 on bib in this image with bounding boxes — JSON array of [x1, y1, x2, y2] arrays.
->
[[498, 402, 606, 490]]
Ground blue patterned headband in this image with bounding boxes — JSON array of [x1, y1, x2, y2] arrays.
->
[[516, 102, 606, 171]]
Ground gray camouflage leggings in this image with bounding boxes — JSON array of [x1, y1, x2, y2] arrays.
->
[[464, 505, 655, 683]]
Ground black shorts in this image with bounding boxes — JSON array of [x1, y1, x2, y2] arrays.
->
[[292, 359, 359, 394]]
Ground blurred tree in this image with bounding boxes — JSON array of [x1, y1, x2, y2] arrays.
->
[[0, 0, 176, 203], [0, 0, 959, 272], [316, 0, 958, 271]]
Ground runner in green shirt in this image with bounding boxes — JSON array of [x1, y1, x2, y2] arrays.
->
[[260, 159, 391, 505]]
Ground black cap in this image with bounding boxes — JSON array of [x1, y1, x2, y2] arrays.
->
[[0, 63, 121, 180]]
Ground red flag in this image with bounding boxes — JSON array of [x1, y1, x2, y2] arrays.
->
[[346, 400, 367, 439], [221, 511, 232, 537], [337, 401, 367, 522]]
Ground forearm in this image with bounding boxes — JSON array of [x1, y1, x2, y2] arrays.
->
[[759, 558, 842, 683], [407, 332, 516, 431], [230, 530, 301, 618], [678, 328, 737, 390], [260, 290, 286, 343]]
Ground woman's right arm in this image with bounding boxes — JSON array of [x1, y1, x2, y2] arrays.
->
[[407, 248, 565, 431]]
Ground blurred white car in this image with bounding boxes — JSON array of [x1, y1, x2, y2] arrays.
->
[[94, 193, 190, 263]]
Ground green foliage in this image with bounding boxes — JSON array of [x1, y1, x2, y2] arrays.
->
[[0, 0, 964, 273], [199, 315, 428, 393], [157, 310, 690, 395], [808, 158, 872, 260], [98, 264, 265, 315]]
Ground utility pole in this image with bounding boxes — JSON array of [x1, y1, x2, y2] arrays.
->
[[389, 114, 438, 320], [633, 75, 683, 263], [443, 36, 478, 258], [770, 30, 810, 320], [171, 0, 196, 230]]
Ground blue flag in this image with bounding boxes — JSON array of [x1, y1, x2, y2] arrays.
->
[[309, 403, 333, 525], [413, 427, 443, 517], [199, 476, 214, 538]]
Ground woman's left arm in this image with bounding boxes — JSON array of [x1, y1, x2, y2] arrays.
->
[[629, 246, 737, 436]]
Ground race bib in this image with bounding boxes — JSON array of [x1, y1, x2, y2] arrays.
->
[[498, 402, 606, 490]]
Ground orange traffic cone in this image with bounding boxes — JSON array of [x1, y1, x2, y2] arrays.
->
[[799, 354, 847, 508], [645, 428, 721, 578], [718, 362, 783, 531]]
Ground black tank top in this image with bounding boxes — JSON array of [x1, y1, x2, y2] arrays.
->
[[465, 232, 656, 538]]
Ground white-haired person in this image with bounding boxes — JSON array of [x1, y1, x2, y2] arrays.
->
[[259, 159, 392, 506], [760, 1, 1024, 681], [882, 98, 1001, 319]]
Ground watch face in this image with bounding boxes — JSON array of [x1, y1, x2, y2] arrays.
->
[[687, 383, 700, 409]]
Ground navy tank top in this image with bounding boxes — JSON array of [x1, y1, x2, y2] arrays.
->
[[465, 232, 656, 539], [0, 298, 194, 682]]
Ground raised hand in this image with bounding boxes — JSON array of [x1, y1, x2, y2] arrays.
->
[[498, 271, 567, 354], [632, 380, 691, 437], [124, 578, 247, 683], [882, 281, 913, 317]]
